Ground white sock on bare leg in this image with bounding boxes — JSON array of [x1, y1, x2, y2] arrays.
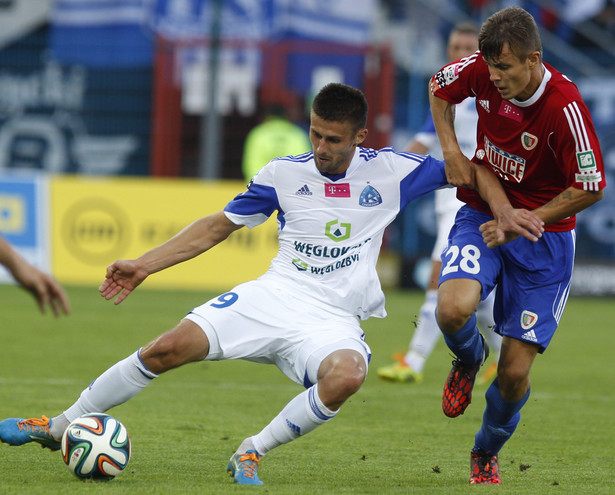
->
[[50, 350, 158, 439], [247, 384, 336, 456]]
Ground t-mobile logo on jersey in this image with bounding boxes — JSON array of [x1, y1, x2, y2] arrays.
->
[[498, 101, 523, 122], [324, 183, 350, 197]]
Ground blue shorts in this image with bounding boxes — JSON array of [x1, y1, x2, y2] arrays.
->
[[439, 206, 575, 352]]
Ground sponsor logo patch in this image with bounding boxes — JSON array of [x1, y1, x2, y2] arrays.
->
[[498, 101, 523, 122], [484, 137, 526, 183], [576, 150, 596, 170], [325, 219, 351, 242], [292, 259, 308, 271], [324, 183, 350, 197]]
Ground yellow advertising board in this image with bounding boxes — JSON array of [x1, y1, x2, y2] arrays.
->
[[50, 176, 278, 290]]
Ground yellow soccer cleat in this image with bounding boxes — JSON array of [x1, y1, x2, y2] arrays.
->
[[377, 353, 423, 383]]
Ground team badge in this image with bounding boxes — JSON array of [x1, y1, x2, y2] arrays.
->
[[521, 132, 538, 151], [359, 184, 382, 207], [520, 310, 538, 330]]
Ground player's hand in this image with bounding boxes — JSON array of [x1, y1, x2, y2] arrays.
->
[[444, 155, 476, 189], [480, 209, 544, 248], [99, 259, 148, 305], [13, 263, 71, 316]]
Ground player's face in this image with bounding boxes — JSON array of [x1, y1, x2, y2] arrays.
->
[[309, 112, 367, 175], [447, 31, 478, 62], [484, 43, 542, 101]]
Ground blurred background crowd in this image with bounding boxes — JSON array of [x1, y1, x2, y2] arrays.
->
[[0, 0, 613, 294]]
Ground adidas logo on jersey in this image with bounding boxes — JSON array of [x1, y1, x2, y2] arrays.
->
[[296, 184, 312, 196], [479, 99, 490, 112], [521, 329, 538, 343]]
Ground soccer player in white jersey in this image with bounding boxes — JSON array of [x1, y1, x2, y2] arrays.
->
[[0, 83, 542, 486], [430, 7, 606, 484], [378, 22, 502, 385]]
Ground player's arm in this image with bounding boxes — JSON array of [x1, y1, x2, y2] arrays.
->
[[533, 186, 603, 224], [474, 165, 544, 246], [404, 139, 429, 155], [429, 87, 475, 188], [100, 212, 243, 304], [480, 185, 603, 248]]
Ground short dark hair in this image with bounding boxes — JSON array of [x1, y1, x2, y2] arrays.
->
[[311, 83, 368, 132], [479, 6, 542, 62], [451, 21, 479, 38]]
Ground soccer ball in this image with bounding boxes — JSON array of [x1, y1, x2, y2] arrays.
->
[[61, 413, 131, 481]]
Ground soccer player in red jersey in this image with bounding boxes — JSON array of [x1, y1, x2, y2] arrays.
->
[[429, 6, 606, 484]]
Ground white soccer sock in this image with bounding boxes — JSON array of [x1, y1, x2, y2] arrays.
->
[[51, 350, 157, 439], [405, 290, 440, 373], [476, 291, 502, 357], [248, 384, 337, 456]]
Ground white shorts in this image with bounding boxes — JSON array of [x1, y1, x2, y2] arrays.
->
[[184, 277, 371, 388], [431, 188, 463, 262]]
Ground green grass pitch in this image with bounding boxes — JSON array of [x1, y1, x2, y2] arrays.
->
[[0, 284, 613, 494]]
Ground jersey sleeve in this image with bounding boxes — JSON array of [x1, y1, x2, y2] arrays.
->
[[224, 163, 281, 228], [430, 52, 481, 104], [396, 154, 449, 210], [558, 100, 606, 192]]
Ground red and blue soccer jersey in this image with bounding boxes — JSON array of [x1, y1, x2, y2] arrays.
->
[[431, 53, 606, 232]]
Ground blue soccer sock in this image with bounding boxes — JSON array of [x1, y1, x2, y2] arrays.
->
[[474, 379, 530, 454], [440, 313, 484, 365]]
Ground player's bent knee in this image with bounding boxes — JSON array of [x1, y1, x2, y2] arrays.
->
[[141, 321, 210, 373], [436, 304, 472, 334], [317, 350, 367, 406]]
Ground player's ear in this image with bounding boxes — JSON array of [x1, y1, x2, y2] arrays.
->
[[354, 128, 368, 146], [527, 51, 541, 68]]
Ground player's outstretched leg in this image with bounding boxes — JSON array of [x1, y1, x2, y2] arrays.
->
[[227, 450, 263, 485], [0, 416, 60, 451], [442, 334, 489, 418]]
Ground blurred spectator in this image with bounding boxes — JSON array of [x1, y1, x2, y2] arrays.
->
[[241, 104, 311, 182]]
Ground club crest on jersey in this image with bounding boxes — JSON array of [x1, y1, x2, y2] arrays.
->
[[521, 132, 538, 151], [324, 183, 350, 197], [325, 219, 351, 242], [359, 184, 382, 207], [520, 310, 538, 330]]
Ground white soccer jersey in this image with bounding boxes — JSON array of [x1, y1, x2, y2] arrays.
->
[[224, 147, 447, 320]]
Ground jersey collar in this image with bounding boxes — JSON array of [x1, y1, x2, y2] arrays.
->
[[510, 64, 552, 108]]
